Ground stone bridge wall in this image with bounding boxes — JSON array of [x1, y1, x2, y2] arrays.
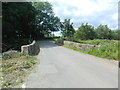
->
[[63, 41, 100, 50], [21, 40, 40, 55]]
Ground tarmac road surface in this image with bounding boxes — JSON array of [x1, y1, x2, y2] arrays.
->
[[25, 40, 118, 88]]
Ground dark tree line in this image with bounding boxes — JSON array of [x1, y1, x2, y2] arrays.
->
[[2, 2, 36, 39], [2, 2, 37, 52], [2, 2, 61, 52], [61, 22, 119, 40], [2, 2, 61, 39]]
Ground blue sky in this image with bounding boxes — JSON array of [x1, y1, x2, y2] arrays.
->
[[40, 0, 119, 36]]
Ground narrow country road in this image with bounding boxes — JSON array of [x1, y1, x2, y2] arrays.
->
[[25, 40, 118, 88]]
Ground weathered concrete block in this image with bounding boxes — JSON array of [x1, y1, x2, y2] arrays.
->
[[21, 40, 40, 56], [2, 50, 19, 60], [55, 39, 64, 45], [63, 41, 99, 50]]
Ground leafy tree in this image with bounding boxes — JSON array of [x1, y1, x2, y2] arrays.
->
[[95, 25, 113, 39], [61, 19, 75, 40], [2, 2, 36, 39], [2, 2, 61, 52], [2, 2, 37, 52], [110, 30, 119, 40], [34, 2, 61, 37], [74, 23, 96, 40]]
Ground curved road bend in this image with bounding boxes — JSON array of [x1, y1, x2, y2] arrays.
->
[[25, 40, 118, 88]]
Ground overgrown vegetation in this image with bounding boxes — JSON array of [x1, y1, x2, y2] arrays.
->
[[59, 22, 119, 41], [63, 39, 119, 61], [57, 21, 119, 61], [2, 2, 61, 52], [73, 39, 118, 45], [1, 52, 37, 88]]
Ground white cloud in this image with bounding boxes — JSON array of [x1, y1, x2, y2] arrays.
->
[[50, 0, 118, 16], [112, 13, 118, 20], [63, 8, 72, 15], [42, 0, 119, 30]]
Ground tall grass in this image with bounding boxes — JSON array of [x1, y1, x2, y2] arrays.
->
[[64, 39, 119, 61]]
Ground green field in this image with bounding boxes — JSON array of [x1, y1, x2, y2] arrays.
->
[[64, 39, 119, 61]]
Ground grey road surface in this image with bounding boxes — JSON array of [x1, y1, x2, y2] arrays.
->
[[25, 40, 118, 88]]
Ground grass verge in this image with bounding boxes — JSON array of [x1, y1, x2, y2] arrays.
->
[[1, 53, 37, 88], [62, 39, 119, 61]]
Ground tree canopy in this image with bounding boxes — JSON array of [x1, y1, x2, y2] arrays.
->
[[34, 2, 61, 37], [95, 24, 113, 39], [2, 2, 36, 39], [2, 2, 62, 52], [61, 19, 75, 40], [74, 23, 96, 40]]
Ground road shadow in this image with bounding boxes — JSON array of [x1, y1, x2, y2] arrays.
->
[[37, 40, 59, 48]]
